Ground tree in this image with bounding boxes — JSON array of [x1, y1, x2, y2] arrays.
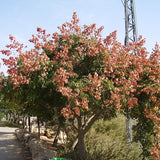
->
[[144, 98, 160, 159], [0, 12, 159, 160]]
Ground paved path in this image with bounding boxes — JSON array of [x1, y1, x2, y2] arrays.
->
[[0, 127, 32, 160]]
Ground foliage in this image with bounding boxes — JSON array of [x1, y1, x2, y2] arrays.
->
[[144, 99, 160, 159], [0, 12, 159, 159], [0, 111, 5, 120]]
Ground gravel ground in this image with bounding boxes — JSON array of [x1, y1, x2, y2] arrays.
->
[[0, 127, 32, 160]]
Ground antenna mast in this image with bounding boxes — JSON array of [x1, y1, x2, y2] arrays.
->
[[122, 0, 138, 142]]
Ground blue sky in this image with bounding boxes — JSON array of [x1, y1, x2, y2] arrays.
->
[[0, 0, 160, 74]]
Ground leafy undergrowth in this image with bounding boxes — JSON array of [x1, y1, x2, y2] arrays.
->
[[59, 114, 154, 160], [85, 115, 141, 160], [0, 121, 20, 128]]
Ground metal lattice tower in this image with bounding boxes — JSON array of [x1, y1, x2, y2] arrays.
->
[[122, 0, 138, 142], [123, 0, 138, 46]]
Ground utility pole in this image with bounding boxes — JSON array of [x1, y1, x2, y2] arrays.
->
[[122, 0, 138, 142]]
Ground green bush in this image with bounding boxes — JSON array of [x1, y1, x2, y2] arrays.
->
[[94, 114, 126, 138], [85, 130, 142, 160], [85, 114, 154, 160]]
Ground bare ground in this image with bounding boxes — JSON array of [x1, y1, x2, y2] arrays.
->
[[0, 127, 32, 160]]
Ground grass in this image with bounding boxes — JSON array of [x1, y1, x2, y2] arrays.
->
[[0, 121, 20, 128]]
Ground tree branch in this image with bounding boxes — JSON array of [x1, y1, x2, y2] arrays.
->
[[83, 104, 110, 135]]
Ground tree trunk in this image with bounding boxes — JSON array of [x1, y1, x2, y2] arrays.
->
[[73, 105, 110, 159], [37, 119, 40, 138], [28, 116, 31, 133], [8, 112, 11, 122], [6, 113, 8, 121], [74, 116, 86, 160], [76, 131, 85, 160], [52, 125, 61, 147], [16, 113, 20, 124], [22, 116, 25, 129], [24, 116, 27, 129]]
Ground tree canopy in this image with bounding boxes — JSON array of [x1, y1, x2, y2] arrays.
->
[[0, 12, 159, 159]]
